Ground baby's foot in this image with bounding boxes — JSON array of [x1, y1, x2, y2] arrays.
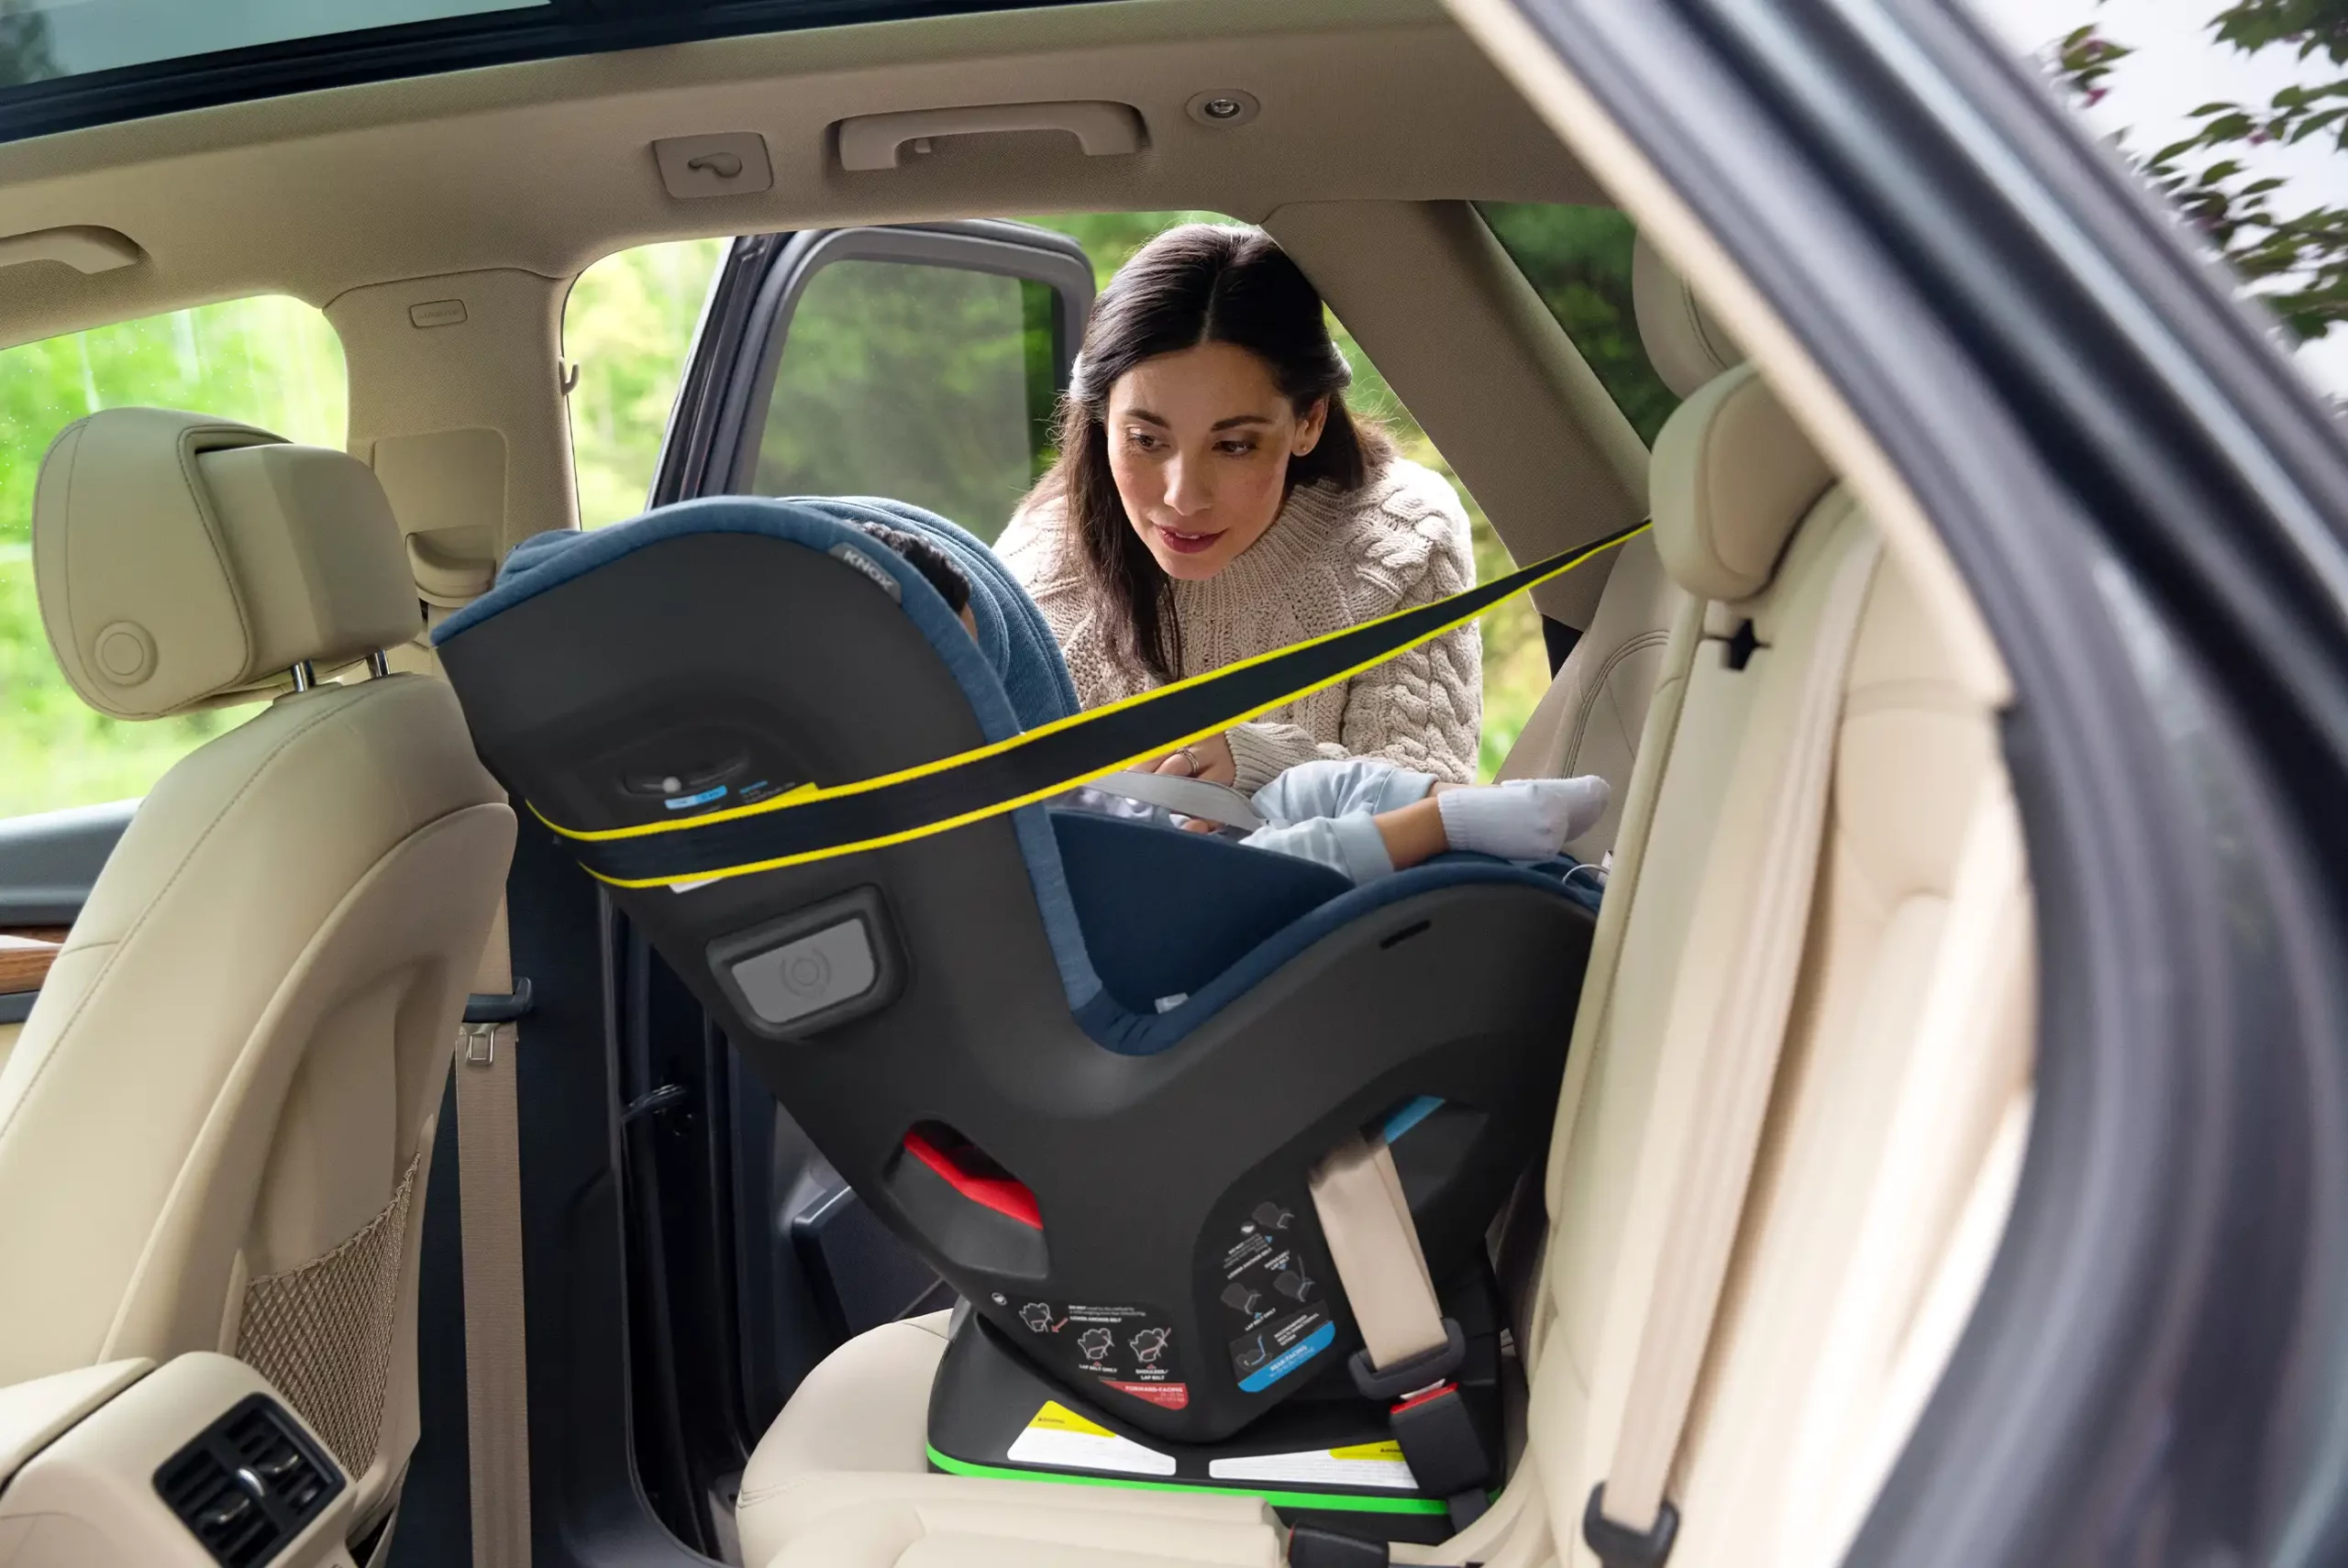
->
[[1433, 776, 1611, 862]]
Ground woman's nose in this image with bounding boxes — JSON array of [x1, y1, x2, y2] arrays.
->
[[1164, 455, 1213, 516]]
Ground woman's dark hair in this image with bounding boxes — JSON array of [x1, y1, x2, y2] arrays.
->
[[1033, 224, 1391, 683]]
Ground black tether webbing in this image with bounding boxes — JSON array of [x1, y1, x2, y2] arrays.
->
[[543, 521, 1650, 888]]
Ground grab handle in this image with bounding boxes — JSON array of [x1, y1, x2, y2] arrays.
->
[[836, 100, 1143, 171], [0, 225, 140, 274]]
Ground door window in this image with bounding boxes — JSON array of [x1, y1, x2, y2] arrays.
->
[[0, 298, 346, 816], [743, 259, 1059, 541]]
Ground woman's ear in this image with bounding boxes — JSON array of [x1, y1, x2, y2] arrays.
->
[[1294, 396, 1331, 457]]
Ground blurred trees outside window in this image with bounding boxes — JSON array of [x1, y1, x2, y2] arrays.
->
[[0, 298, 345, 816]]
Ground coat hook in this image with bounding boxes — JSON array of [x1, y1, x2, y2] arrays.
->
[[559, 359, 581, 395]]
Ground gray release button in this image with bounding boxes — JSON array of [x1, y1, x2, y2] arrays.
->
[[728, 918, 877, 1027]]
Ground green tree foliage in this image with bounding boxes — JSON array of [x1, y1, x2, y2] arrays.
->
[[0, 298, 346, 815], [2055, 0, 2347, 343], [566, 237, 725, 527]]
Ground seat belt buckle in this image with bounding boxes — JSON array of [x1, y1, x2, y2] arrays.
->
[[460, 978, 535, 1068], [1582, 1483, 1679, 1568], [1346, 1316, 1467, 1402], [1385, 1378, 1490, 1505]]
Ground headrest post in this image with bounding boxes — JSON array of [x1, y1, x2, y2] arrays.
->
[[366, 650, 392, 679], [289, 660, 318, 692]]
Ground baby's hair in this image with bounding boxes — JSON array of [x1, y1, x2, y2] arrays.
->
[[844, 519, 971, 616]]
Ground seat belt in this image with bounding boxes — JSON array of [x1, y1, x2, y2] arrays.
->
[[457, 898, 534, 1568], [1309, 1134, 1491, 1531], [1581, 535, 1884, 1568], [1085, 770, 1267, 831]]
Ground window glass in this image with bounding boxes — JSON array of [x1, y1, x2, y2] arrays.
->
[[1962, 0, 2345, 400], [0, 0, 540, 84], [565, 238, 725, 529], [1475, 202, 1683, 444], [745, 259, 1059, 542], [1026, 213, 1550, 778], [0, 297, 346, 816]]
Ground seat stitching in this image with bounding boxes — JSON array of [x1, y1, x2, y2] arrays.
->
[[1558, 628, 1669, 777]]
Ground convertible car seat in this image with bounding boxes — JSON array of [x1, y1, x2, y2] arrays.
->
[[433, 496, 1600, 1526], [0, 409, 515, 1538], [693, 361, 2031, 1564]]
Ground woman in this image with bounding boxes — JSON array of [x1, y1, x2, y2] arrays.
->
[[997, 224, 1479, 795]]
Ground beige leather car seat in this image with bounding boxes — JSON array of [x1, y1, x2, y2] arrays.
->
[[1494, 233, 1737, 858], [726, 349, 2032, 1567], [0, 409, 515, 1537]]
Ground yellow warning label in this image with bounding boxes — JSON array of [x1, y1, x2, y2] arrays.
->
[[1026, 1401, 1115, 1439], [1007, 1400, 1177, 1476], [1327, 1441, 1407, 1463]]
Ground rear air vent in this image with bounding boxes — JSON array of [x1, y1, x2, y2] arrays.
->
[[154, 1394, 343, 1567]]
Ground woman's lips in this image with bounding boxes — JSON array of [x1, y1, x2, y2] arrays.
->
[[1154, 524, 1221, 556]]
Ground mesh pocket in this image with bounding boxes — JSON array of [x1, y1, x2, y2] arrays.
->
[[237, 1151, 420, 1477]]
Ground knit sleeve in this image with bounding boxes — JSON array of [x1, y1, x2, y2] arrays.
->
[[1332, 471, 1482, 785], [1226, 719, 1345, 795]]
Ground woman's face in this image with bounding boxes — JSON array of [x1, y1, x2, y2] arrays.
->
[[1103, 341, 1329, 580]]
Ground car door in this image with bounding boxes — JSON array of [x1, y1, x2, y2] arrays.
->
[[0, 802, 134, 1033], [603, 218, 1096, 1551]]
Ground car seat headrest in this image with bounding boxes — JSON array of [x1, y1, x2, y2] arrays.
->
[[33, 407, 421, 720], [1650, 362, 1835, 603], [1633, 233, 1744, 399]]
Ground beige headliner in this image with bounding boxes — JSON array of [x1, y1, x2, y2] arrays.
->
[[0, 0, 1599, 348]]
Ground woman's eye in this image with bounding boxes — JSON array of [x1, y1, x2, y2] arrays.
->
[[1215, 439, 1257, 456], [1124, 429, 1164, 452]]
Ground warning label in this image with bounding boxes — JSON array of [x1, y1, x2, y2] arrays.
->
[[1208, 1441, 1419, 1490], [1007, 1298, 1180, 1393], [1102, 1380, 1191, 1411], [1216, 1198, 1331, 1391], [1005, 1401, 1177, 1477]]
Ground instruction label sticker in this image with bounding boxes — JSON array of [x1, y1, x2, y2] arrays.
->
[[1011, 1298, 1180, 1397], [1207, 1441, 1420, 1490], [1217, 1197, 1331, 1391], [1004, 1401, 1177, 1477]]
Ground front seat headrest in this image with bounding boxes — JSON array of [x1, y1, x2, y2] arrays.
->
[[1633, 233, 1744, 399], [33, 407, 421, 720], [1651, 362, 1835, 603]]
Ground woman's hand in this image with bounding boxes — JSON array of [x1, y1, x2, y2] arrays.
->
[[1149, 731, 1237, 787]]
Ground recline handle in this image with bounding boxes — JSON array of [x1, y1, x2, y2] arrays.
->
[[836, 100, 1143, 171]]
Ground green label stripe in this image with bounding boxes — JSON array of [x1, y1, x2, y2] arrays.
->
[[551, 520, 1651, 887], [924, 1445, 1451, 1515]]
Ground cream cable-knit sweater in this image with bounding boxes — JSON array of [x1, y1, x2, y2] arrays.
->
[[998, 458, 1481, 794]]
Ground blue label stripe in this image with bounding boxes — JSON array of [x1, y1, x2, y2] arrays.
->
[[1239, 1321, 1335, 1393], [1379, 1095, 1444, 1145], [664, 785, 729, 811]]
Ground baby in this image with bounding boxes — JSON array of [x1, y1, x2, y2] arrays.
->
[[845, 519, 1609, 885]]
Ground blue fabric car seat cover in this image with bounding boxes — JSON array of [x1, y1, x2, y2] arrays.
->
[[435, 496, 1587, 1054]]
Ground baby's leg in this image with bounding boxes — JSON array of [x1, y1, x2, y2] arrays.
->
[[1238, 814, 1403, 882], [1248, 756, 1436, 826]]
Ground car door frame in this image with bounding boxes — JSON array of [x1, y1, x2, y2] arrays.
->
[[653, 217, 1096, 509]]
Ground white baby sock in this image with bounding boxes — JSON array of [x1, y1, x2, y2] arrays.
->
[[1434, 776, 1611, 862]]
